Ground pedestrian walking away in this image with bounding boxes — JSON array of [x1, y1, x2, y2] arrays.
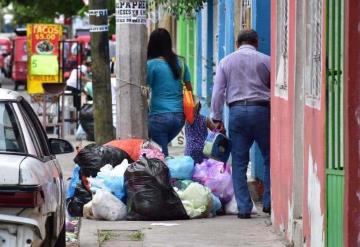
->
[[66, 61, 92, 111], [210, 29, 271, 219], [147, 28, 193, 156]]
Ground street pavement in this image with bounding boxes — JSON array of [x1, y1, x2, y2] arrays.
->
[[79, 215, 286, 247]]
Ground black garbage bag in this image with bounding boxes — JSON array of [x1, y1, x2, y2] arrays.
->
[[125, 156, 189, 221], [79, 104, 94, 141], [66, 183, 92, 217], [74, 144, 133, 177]]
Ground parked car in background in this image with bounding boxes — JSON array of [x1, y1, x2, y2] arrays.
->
[[0, 38, 12, 77], [0, 89, 74, 246], [11, 35, 27, 90]]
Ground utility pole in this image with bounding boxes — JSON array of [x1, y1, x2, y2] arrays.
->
[[115, 0, 148, 139], [89, 0, 114, 144]]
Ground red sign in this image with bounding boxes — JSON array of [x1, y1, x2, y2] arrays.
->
[[30, 24, 62, 56]]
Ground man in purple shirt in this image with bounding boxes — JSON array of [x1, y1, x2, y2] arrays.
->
[[211, 29, 271, 219]]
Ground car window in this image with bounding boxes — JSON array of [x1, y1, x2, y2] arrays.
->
[[0, 102, 25, 153], [19, 99, 51, 156], [18, 103, 44, 158]]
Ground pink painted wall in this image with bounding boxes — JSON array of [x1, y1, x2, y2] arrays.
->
[[270, 0, 296, 238], [271, 1, 327, 245], [302, 1, 327, 246]]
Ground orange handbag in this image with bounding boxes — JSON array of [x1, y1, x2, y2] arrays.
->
[[180, 59, 195, 125]]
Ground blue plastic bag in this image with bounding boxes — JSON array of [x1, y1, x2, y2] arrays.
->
[[89, 165, 126, 202], [66, 165, 80, 199], [166, 156, 194, 180], [210, 193, 222, 217]]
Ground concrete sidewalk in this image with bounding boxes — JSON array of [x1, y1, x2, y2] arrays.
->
[[79, 214, 286, 247]]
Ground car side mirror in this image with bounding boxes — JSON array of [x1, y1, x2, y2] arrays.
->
[[49, 138, 74, 155]]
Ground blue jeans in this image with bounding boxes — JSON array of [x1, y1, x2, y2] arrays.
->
[[228, 105, 270, 214], [148, 112, 185, 156]]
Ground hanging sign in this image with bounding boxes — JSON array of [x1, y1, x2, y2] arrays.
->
[[89, 8, 109, 32], [115, 1, 147, 24], [27, 24, 62, 94], [90, 25, 109, 32]]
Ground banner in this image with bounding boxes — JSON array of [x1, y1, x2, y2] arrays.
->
[[115, 1, 147, 25], [27, 24, 62, 94]]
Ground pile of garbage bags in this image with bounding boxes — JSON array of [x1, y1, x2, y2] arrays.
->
[[66, 138, 246, 221]]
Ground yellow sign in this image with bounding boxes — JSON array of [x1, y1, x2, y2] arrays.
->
[[27, 23, 62, 94], [31, 55, 58, 75]]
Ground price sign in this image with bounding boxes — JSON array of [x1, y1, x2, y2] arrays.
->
[[27, 24, 62, 94], [30, 55, 58, 75]]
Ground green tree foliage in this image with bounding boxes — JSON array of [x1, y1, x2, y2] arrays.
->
[[150, 0, 206, 16], [0, 0, 85, 25]]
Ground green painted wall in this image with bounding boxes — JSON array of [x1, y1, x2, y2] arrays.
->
[[177, 16, 197, 95]]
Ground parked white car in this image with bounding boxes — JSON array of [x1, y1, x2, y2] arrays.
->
[[0, 89, 73, 247]]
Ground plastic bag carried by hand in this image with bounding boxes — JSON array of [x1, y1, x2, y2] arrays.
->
[[176, 182, 212, 219], [166, 156, 194, 180], [92, 190, 127, 221], [75, 124, 87, 141], [192, 159, 234, 203], [74, 144, 133, 177], [125, 157, 188, 221], [66, 183, 92, 217], [88, 164, 126, 202]]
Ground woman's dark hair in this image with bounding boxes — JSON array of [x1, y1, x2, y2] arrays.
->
[[147, 28, 181, 79]]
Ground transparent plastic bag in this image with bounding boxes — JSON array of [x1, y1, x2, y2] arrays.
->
[[193, 159, 234, 203], [177, 182, 212, 219], [92, 190, 127, 221]]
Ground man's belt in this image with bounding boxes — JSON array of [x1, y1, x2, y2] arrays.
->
[[229, 100, 270, 107]]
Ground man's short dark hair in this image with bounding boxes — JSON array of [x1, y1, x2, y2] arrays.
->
[[237, 29, 258, 45]]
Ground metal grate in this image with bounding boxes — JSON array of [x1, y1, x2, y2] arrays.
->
[[275, 0, 289, 99], [241, 0, 252, 29], [305, 0, 322, 109]]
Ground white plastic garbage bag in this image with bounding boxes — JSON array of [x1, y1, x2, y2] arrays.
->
[[225, 195, 258, 215], [114, 159, 130, 177], [83, 201, 96, 220], [92, 190, 127, 221]]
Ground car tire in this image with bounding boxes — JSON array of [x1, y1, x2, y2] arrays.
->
[[54, 223, 66, 247], [41, 219, 53, 247]]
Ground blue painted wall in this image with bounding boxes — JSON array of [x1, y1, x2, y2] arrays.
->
[[196, 11, 203, 98], [250, 0, 271, 182], [206, 0, 214, 106], [252, 0, 271, 55], [218, 0, 225, 60]]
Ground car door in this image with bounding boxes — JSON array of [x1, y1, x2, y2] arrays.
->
[[18, 99, 65, 234]]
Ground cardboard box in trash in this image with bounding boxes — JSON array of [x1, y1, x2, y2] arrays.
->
[[171, 128, 185, 147]]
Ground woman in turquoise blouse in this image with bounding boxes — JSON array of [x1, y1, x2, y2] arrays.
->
[[147, 28, 192, 156]]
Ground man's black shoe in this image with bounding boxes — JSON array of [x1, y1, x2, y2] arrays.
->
[[237, 213, 251, 219], [263, 207, 271, 214]]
